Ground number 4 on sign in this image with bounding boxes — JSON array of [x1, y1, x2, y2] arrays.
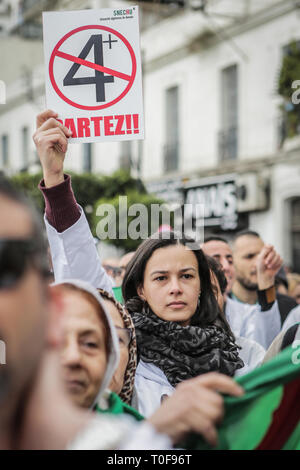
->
[[63, 34, 116, 102]]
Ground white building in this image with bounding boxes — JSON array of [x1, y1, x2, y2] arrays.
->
[[143, 0, 300, 271], [0, 0, 300, 270]]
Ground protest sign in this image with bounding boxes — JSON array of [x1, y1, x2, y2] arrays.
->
[[43, 6, 144, 143]]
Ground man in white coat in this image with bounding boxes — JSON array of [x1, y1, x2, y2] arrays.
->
[[201, 237, 282, 349]]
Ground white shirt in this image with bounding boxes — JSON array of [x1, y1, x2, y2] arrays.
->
[[45, 207, 113, 294], [281, 304, 300, 332], [234, 336, 265, 377], [68, 414, 172, 450], [134, 360, 175, 418], [225, 296, 281, 349]]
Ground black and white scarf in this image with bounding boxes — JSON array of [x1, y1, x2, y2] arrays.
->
[[132, 308, 244, 387]]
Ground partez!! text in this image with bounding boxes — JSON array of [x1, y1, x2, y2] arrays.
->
[[57, 114, 139, 139]]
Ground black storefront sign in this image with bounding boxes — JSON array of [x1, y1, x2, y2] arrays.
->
[[183, 176, 246, 232]]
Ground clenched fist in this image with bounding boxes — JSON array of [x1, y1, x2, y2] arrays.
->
[[33, 109, 72, 188]]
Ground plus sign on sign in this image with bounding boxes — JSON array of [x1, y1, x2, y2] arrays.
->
[[43, 7, 144, 143]]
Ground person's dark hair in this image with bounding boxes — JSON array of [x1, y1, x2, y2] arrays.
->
[[275, 265, 289, 291], [206, 256, 228, 295], [204, 236, 229, 244], [122, 231, 231, 332], [281, 324, 300, 350], [234, 229, 261, 241], [0, 172, 49, 274], [204, 256, 236, 341]]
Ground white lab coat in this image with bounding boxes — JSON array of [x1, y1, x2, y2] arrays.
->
[[225, 297, 281, 349], [134, 360, 175, 418], [45, 207, 113, 294], [281, 304, 300, 332], [69, 415, 172, 450]]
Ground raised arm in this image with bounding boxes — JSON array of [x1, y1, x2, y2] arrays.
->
[[33, 110, 113, 293], [240, 245, 282, 348]]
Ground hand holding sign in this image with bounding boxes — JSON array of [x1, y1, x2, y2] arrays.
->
[[33, 110, 71, 188]]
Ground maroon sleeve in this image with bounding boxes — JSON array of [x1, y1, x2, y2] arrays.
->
[[39, 174, 81, 233]]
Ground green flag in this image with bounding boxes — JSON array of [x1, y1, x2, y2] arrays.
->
[[112, 286, 123, 304], [95, 392, 144, 422], [182, 345, 300, 450]]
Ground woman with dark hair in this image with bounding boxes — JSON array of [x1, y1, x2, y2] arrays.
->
[[33, 109, 243, 418], [122, 231, 243, 416]]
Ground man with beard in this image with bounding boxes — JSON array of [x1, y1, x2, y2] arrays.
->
[[202, 236, 282, 348], [201, 237, 235, 295], [232, 230, 297, 324]]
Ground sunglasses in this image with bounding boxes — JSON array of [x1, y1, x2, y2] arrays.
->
[[0, 238, 49, 289], [103, 264, 123, 278]]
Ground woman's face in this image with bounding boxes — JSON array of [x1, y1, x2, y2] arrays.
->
[[60, 291, 108, 408], [137, 244, 201, 326], [104, 299, 130, 395]]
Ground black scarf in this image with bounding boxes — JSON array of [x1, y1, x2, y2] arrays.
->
[[132, 308, 244, 387]]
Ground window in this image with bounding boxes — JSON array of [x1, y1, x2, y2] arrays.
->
[[0, 80, 5, 104], [21, 126, 29, 169], [278, 41, 300, 145], [82, 143, 92, 172], [164, 85, 179, 172], [291, 197, 300, 273], [1, 134, 9, 168], [119, 141, 132, 171], [219, 64, 238, 161]]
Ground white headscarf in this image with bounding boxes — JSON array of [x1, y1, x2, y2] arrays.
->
[[52, 279, 120, 409]]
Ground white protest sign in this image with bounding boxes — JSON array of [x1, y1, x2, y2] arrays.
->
[[43, 6, 144, 143]]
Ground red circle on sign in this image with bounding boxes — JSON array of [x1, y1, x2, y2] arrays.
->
[[49, 25, 137, 111]]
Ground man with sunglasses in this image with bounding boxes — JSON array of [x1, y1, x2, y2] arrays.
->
[[0, 176, 82, 448], [0, 176, 50, 444], [102, 258, 121, 278]]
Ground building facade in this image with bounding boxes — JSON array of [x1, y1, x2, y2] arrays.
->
[[141, 0, 300, 271]]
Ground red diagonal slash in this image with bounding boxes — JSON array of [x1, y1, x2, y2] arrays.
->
[[56, 50, 132, 81]]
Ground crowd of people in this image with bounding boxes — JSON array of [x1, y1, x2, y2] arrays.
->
[[0, 109, 299, 450]]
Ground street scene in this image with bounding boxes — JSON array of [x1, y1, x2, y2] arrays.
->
[[0, 0, 299, 452]]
